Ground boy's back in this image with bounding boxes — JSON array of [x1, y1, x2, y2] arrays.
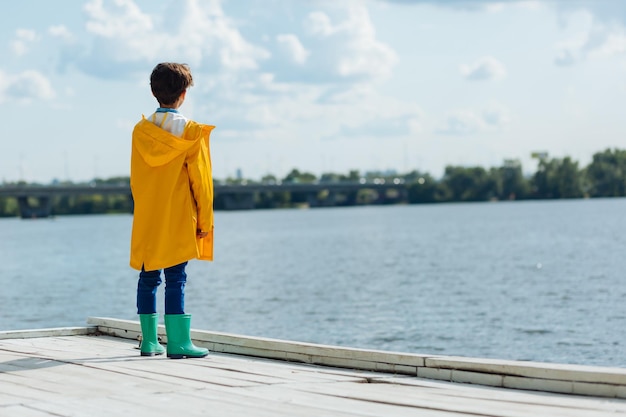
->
[[129, 63, 215, 271]]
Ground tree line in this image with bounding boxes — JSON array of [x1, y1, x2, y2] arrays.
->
[[405, 148, 625, 203], [1, 148, 625, 217]]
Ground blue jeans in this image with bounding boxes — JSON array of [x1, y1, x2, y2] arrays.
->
[[136, 262, 187, 315]]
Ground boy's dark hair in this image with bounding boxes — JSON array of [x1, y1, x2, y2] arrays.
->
[[150, 63, 194, 106]]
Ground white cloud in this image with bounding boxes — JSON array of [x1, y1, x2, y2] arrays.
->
[[437, 110, 485, 135], [460, 56, 506, 81], [253, 5, 398, 85], [10, 29, 38, 56], [553, 2, 626, 65], [276, 34, 310, 65], [556, 2, 626, 27], [0, 70, 55, 104], [54, 1, 396, 87], [437, 103, 510, 135], [384, 0, 626, 66], [65, 0, 269, 79], [554, 24, 589, 66], [84, 0, 153, 38], [380, 0, 536, 12], [406, 1, 626, 66], [553, 19, 590, 67], [197, 71, 420, 145], [554, 49, 576, 66], [16, 28, 37, 41], [327, 85, 423, 138], [589, 31, 626, 57], [49, 25, 73, 40], [482, 103, 511, 126], [169, 0, 269, 71], [301, 5, 398, 81], [569, 27, 626, 63], [11, 41, 28, 56], [516, 1, 542, 11], [306, 11, 334, 36]]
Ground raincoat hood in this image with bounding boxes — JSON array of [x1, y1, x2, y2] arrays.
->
[[132, 117, 197, 167]]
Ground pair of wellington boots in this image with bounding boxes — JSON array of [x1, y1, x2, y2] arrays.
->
[[139, 313, 209, 359]]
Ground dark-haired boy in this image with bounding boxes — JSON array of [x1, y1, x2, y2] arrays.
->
[[130, 62, 214, 359]]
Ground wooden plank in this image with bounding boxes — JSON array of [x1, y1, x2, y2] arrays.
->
[[284, 381, 626, 417], [0, 391, 35, 407], [0, 326, 95, 340], [0, 359, 180, 397], [85, 357, 286, 388], [0, 404, 54, 417], [426, 356, 626, 385], [122, 385, 392, 417], [2, 335, 138, 354], [503, 375, 573, 396], [451, 369, 504, 387], [418, 366, 452, 381], [194, 383, 464, 417], [204, 355, 386, 383], [373, 376, 626, 411]]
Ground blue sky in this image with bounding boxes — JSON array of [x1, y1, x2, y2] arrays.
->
[[1, 0, 625, 183]]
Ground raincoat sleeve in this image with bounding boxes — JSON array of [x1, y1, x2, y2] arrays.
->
[[186, 129, 214, 234]]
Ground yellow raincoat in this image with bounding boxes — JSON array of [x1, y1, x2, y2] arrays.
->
[[130, 116, 215, 271]]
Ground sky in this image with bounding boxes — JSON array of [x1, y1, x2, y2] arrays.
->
[[1, 0, 625, 183]]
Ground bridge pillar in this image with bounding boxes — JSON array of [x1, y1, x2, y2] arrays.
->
[[221, 194, 255, 210], [310, 191, 337, 207], [321, 191, 337, 207], [345, 191, 359, 206], [306, 192, 319, 207], [374, 188, 407, 205], [17, 196, 53, 219]]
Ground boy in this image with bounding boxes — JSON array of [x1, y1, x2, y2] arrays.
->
[[130, 62, 214, 359]]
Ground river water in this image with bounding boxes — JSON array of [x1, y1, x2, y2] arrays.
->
[[1, 199, 624, 367]]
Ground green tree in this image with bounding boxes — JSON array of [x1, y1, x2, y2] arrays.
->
[[494, 160, 530, 200], [261, 174, 278, 184], [93, 176, 130, 185], [532, 156, 583, 199], [441, 166, 498, 202], [407, 174, 443, 203], [585, 148, 626, 197], [283, 169, 317, 183], [345, 170, 361, 182], [319, 172, 341, 183]]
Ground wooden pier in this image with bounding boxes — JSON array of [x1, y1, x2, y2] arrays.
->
[[1, 317, 625, 416]]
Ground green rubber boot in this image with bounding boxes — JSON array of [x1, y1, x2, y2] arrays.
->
[[139, 314, 165, 356], [164, 314, 209, 359]]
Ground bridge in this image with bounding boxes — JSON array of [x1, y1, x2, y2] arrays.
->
[[0, 181, 408, 218]]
